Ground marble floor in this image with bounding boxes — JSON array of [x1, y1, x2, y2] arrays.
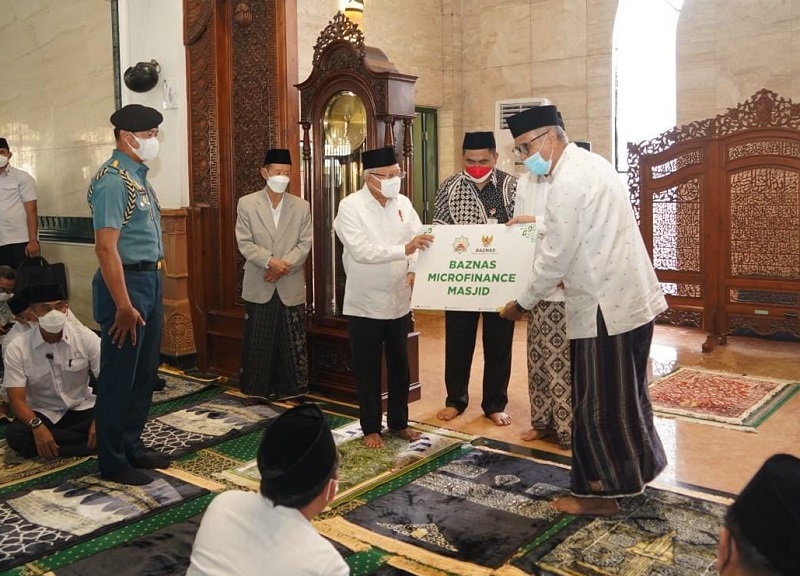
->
[[405, 311, 800, 497]]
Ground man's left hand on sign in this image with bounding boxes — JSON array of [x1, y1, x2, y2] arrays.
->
[[404, 233, 434, 256], [506, 215, 535, 226], [499, 300, 525, 321], [109, 304, 146, 348]]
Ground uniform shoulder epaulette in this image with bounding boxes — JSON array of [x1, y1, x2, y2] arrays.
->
[[87, 160, 139, 226]]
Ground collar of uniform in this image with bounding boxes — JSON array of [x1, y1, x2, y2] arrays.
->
[[31, 322, 71, 350], [111, 149, 149, 178]]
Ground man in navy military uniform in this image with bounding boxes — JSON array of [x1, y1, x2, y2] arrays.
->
[[88, 104, 167, 485]]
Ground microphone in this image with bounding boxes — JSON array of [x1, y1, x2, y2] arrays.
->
[[45, 353, 53, 360]]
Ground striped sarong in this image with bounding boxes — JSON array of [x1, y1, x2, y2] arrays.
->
[[569, 308, 667, 497]]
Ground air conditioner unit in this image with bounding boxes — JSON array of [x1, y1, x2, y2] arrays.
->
[[494, 97, 552, 175]]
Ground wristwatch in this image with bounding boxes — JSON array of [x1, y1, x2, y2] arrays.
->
[[514, 301, 528, 314], [28, 417, 43, 429]]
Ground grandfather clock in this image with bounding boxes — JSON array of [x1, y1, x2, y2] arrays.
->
[[297, 13, 420, 404]]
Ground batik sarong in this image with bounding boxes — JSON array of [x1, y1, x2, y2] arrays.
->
[[526, 300, 571, 448], [239, 293, 308, 400]]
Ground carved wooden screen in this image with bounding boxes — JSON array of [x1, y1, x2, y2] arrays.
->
[[184, 0, 298, 376], [630, 90, 800, 351]]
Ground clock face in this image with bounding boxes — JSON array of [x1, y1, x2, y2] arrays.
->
[[323, 91, 367, 154]]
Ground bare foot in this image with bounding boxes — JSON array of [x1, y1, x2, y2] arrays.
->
[[363, 433, 384, 448], [488, 412, 512, 426], [520, 427, 556, 442], [392, 427, 422, 442], [550, 496, 619, 516], [436, 407, 460, 421]]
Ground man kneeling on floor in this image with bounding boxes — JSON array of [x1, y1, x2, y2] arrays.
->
[[187, 403, 349, 576], [4, 283, 99, 458]]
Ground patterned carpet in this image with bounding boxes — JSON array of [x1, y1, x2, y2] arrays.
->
[[0, 393, 735, 576], [649, 366, 799, 430]]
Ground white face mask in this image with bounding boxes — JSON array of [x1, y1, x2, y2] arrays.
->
[[267, 175, 290, 194], [132, 135, 160, 163], [0, 155, 8, 168], [37, 309, 68, 334], [0, 292, 12, 302], [379, 177, 402, 199]]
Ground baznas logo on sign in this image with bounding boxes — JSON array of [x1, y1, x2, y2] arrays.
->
[[453, 236, 469, 253], [481, 235, 493, 247]]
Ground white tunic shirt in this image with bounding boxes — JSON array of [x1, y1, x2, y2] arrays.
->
[[513, 172, 565, 303], [517, 143, 667, 338], [0, 165, 37, 246], [3, 321, 99, 423], [333, 186, 422, 320], [186, 491, 350, 576]]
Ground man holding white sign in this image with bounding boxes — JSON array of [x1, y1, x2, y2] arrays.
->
[[500, 105, 668, 516], [432, 132, 517, 426], [333, 146, 434, 449]]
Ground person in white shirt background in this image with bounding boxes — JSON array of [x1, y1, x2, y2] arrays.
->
[[0, 138, 40, 269], [500, 104, 668, 516], [333, 146, 433, 449], [4, 282, 99, 459], [187, 403, 350, 576], [505, 113, 572, 451]]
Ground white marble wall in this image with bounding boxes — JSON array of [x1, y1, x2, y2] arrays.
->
[[677, 0, 800, 125], [118, 0, 189, 209], [456, 0, 615, 162], [0, 0, 115, 218]]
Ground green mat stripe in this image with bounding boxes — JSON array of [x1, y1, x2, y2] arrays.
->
[[748, 383, 800, 427], [347, 548, 392, 576], [0, 492, 215, 576]]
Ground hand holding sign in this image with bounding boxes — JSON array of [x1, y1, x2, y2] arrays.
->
[[412, 224, 537, 312], [404, 233, 435, 255]]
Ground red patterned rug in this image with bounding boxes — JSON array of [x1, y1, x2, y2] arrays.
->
[[649, 367, 799, 430]]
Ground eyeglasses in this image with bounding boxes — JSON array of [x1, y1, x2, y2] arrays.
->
[[512, 131, 549, 159], [369, 171, 406, 181]]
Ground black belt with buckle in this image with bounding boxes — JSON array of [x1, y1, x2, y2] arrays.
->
[[122, 261, 161, 272]]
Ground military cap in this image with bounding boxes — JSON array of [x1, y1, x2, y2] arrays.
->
[[110, 104, 163, 132]]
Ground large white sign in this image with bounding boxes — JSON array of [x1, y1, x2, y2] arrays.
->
[[412, 224, 537, 312]]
